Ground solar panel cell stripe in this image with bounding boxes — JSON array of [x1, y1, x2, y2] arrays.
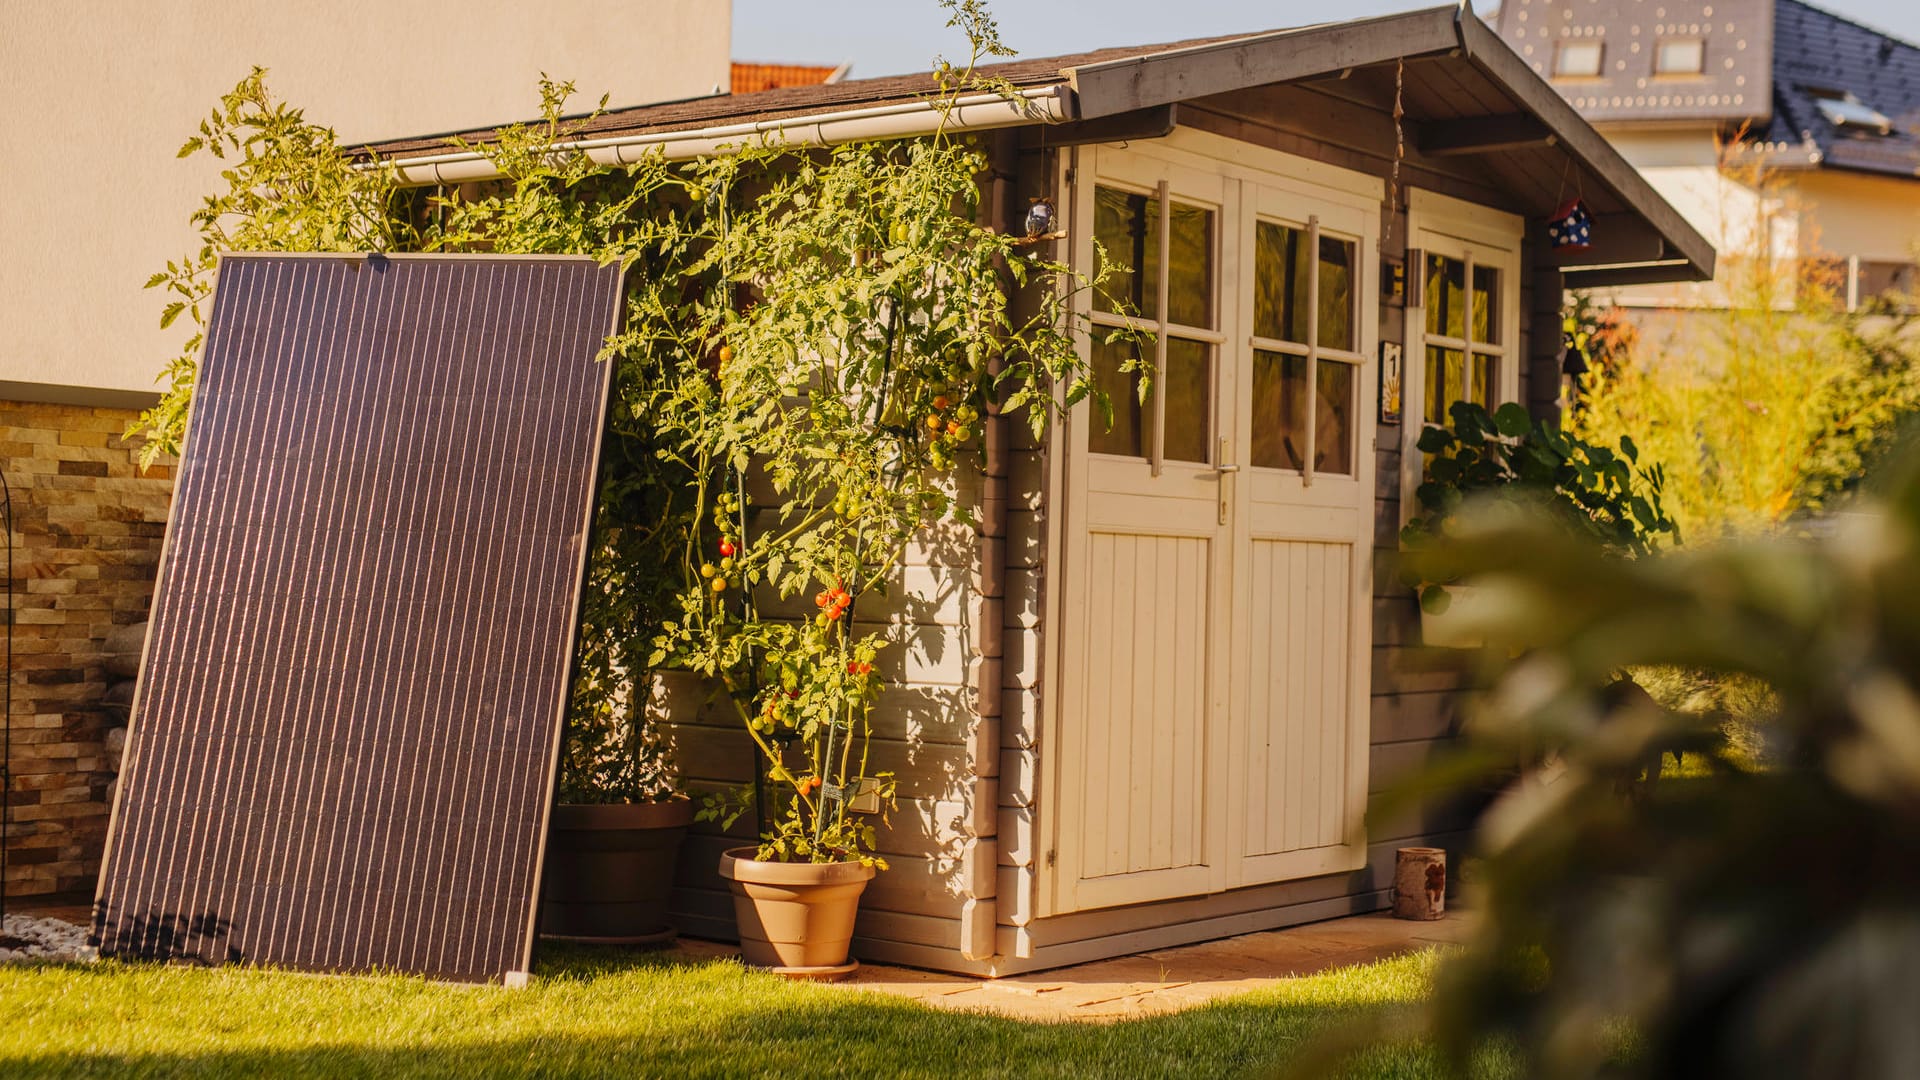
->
[[122, 253, 270, 957], [428, 259, 501, 977], [216, 254, 317, 963], [239, 255, 318, 966], [470, 258, 560, 977], [497, 262, 589, 974], [401, 259, 476, 974], [95, 254, 620, 982], [359, 259, 448, 967], [328, 258, 418, 971], [280, 256, 371, 970]]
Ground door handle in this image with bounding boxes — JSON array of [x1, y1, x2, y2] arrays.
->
[[1216, 438, 1236, 524]]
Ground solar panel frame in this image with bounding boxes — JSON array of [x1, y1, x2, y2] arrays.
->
[[93, 252, 625, 983]]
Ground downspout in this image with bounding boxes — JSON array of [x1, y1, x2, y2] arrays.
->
[[367, 86, 1075, 185], [960, 130, 1022, 965]]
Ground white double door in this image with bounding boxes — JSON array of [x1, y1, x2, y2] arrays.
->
[[1049, 133, 1378, 914]]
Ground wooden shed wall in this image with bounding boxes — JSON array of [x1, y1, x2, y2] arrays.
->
[[666, 79, 1569, 976]]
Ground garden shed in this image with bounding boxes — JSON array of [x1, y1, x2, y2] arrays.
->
[[368, 4, 1712, 976]]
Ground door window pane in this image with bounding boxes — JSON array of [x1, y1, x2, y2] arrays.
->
[[1255, 222, 1308, 343], [1089, 336, 1145, 457], [1424, 346, 1465, 427], [1316, 360, 1354, 475], [1255, 224, 1355, 350], [1252, 349, 1308, 470], [1094, 186, 1153, 319], [1093, 188, 1214, 329], [1166, 202, 1214, 329], [1317, 238, 1356, 351], [1424, 255, 1465, 338], [1163, 337, 1211, 463], [1472, 265, 1501, 345]]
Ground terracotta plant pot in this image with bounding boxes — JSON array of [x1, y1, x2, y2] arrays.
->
[[538, 799, 693, 943], [719, 846, 875, 974]]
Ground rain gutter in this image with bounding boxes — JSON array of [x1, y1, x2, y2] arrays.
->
[[367, 85, 1076, 185]]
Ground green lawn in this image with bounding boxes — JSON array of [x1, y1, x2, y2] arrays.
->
[[0, 945, 1482, 1079]]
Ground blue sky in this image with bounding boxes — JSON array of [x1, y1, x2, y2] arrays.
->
[[732, 0, 1920, 77]]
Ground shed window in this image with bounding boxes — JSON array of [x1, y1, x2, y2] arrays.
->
[[1090, 184, 1216, 463], [1553, 41, 1604, 79], [1654, 38, 1705, 75], [1251, 220, 1360, 474], [1420, 255, 1505, 431], [1402, 191, 1522, 511]]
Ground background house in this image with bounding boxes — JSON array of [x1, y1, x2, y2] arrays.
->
[[0, 1, 731, 902], [1494, 0, 1920, 311]]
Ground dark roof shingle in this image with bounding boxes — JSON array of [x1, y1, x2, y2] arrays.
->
[[1766, 0, 1920, 176]]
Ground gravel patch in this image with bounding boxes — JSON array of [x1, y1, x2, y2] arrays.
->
[[0, 915, 98, 964]]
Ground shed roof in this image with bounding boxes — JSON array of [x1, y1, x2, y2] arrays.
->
[[359, 6, 1712, 285]]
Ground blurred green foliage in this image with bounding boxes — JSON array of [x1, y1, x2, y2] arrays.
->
[[1401, 401, 1677, 615], [1387, 446, 1920, 1079], [1568, 162, 1920, 540]]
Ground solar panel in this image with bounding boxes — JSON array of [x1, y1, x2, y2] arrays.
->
[[94, 253, 623, 984]]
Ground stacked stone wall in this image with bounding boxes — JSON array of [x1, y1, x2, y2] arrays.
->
[[1, 401, 171, 899]]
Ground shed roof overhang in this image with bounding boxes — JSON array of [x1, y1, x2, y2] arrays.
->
[[1062, 6, 1714, 286], [360, 7, 1711, 287]]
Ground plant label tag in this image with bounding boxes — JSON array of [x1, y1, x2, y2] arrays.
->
[[846, 777, 884, 815]]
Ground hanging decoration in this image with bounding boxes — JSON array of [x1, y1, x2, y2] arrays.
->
[[1548, 198, 1594, 252]]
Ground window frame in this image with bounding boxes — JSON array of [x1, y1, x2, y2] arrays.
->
[[1400, 188, 1523, 519], [1248, 213, 1367, 481], [1086, 177, 1228, 473], [1653, 37, 1706, 76], [1552, 40, 1605, 80]]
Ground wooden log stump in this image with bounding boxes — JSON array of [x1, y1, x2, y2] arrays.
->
[[1393, 847, 1447, 920]]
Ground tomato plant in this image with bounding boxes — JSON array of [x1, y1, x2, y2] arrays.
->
[[131, 1, 1144, 865]]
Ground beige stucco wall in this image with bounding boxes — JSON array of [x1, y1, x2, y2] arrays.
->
[[1, 1, 730, 401], [1789, 169, 1920, 265], [1594, 125, 1920, 307]]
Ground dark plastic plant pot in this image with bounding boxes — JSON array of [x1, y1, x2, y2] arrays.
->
[[538, 799, 693, 944], [719, 846, 874, 975]]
